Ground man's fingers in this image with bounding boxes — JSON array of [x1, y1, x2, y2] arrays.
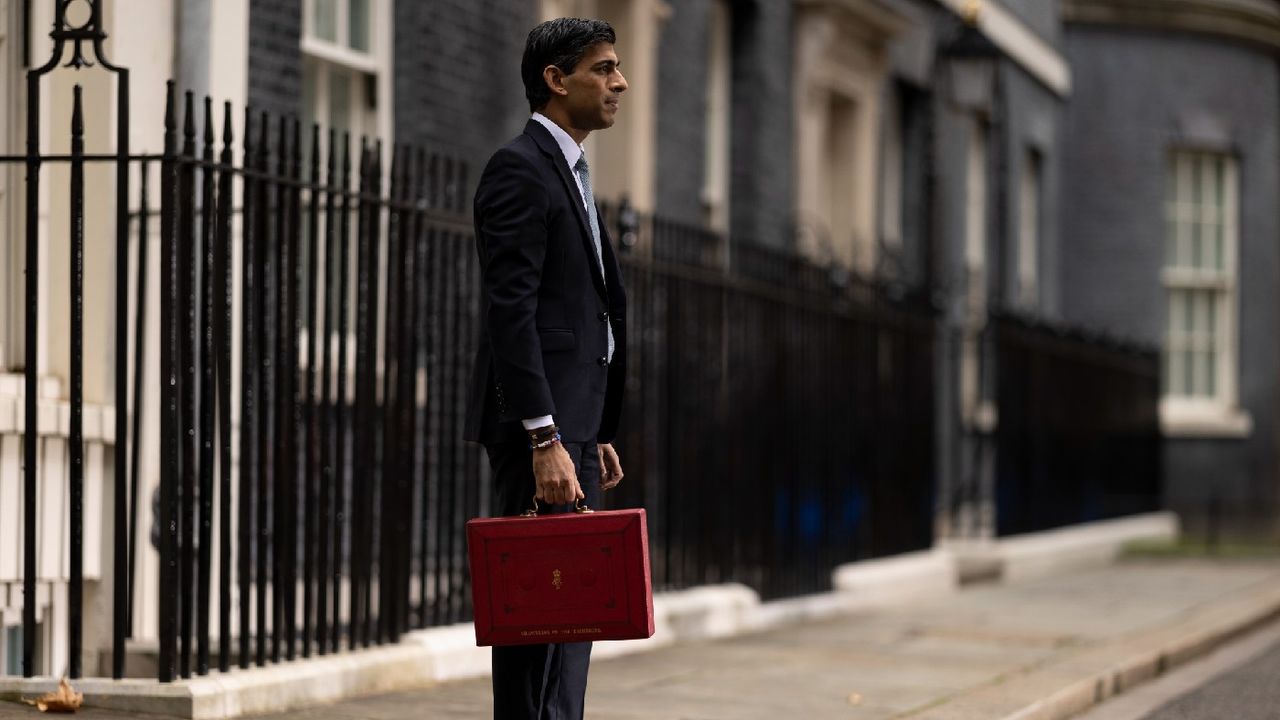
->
[[599, 445, 624, 491]]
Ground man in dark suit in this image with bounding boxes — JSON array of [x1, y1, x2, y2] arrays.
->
[[464, 17, 628, 720]]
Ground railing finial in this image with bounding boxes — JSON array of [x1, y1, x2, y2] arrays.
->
[[31, 0, 123, 75]]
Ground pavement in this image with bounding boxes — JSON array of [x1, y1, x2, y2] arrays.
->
[[3, 557, 1280, 720]]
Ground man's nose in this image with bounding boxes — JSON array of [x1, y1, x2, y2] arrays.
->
[[612, 71, 628, 93]]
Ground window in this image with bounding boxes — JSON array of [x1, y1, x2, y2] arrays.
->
[[1163, 152, 1238, 401], [880, 86, 904, 255], [4, 625, 20, 675], [825, 91, 859, 264], [1017, 149, 1041, 307], [302, 0, 389, 151], [702, 0, 731, 232]]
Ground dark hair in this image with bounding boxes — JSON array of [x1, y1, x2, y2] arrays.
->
[[521, 18, 616, 112]]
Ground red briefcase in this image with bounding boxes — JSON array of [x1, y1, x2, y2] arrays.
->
[[466, 502, 654, 646]]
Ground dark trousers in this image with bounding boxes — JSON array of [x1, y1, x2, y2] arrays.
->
[[485, 440, 601, 720]]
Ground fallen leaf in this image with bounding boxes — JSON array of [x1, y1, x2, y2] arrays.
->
[[23, 677, 82, 713]]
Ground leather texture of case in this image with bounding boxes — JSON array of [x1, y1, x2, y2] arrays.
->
[[466, 508, 654, 646]]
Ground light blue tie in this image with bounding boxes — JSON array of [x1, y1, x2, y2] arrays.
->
[[574, 155, 615, 363]]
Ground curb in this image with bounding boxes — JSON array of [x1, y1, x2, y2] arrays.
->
[[904, 573, 1280, 719]]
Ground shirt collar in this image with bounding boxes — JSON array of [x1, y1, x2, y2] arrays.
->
[[531, 112, 585, 170]]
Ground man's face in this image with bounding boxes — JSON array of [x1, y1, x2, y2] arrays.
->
[[559, 42, 627, 131]]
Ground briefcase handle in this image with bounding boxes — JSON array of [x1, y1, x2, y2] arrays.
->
[[521, 496, 595, 517]]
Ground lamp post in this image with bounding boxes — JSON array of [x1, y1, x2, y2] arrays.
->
[[941, 0, 1003, 541]]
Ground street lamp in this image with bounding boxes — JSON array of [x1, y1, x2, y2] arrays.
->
[[944, 0, 1000, 113]]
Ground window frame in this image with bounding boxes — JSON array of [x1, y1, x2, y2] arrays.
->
[[1159, 149, 1251, 438], [300, 0, 391, 158]]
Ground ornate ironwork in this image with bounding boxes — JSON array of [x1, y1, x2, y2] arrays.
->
[[34, 0, 122, 74]]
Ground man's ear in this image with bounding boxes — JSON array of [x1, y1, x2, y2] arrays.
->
[[542, 65, 569, 98]]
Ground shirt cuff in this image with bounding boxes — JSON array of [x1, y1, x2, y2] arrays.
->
[[522, 415, 554, 431]]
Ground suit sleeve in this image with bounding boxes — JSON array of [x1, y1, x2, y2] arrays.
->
[[475, 148, 555, 420]]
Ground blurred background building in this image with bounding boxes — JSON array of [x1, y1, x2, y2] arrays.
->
[[0, 0, 1272, 685]]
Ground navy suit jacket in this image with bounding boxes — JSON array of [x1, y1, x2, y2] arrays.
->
[[465, 119, 627, 445]]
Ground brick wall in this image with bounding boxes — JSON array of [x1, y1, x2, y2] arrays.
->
[[651, 0, 794, 245], [247, 0, 302, 122], [393, 0, 534, 184], [654, 0, 712, 227], [728, 0, 794, 247]]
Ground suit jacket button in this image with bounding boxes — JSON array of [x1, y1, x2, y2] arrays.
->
[[598, 311, 609, 321], [597, 356, 608, 366]]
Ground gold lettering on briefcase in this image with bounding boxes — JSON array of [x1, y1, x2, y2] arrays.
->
[[552, 569, 563, 590]]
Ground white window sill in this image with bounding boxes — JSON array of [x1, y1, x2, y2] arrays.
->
[[302, 37, 378, 75], [1159, 400, 1253, 439]]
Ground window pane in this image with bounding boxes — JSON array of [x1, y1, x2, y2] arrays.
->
[[349, 0, 370, 52], [1196, 291, 1211, 395], [1165, 290, 1178, 394], [1215, 159, 1226, 270], [1165, 157, 1178, 268], [1176, 156, 1191, 268], [1205, 348, 1216, 396], [1206, 292, 1218, 397], [1187, 155, 1198, 267], [1184, 346, 1195, 397], [1204, 291, 1216, 345], [330, 70, 351, 137], [313, 0, 338, 42], [1182, 288, 1195, 335], [1214, 212, 1225, 271]]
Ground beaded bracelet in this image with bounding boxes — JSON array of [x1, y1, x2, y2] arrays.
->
[[527, 424, 559, 442], [530, 432, 562, 450]]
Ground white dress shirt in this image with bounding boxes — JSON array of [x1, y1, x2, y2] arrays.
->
[[524, 113, 594, 433]]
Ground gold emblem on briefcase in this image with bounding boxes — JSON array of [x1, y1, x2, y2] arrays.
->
[[552, 569, 563, 590]]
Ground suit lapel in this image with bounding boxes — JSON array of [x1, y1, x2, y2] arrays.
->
[[524, 119, 608, 300]]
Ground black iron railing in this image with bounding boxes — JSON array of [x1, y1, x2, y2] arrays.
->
[[152, 84, 481, 680], [993, 310, 1163, 536], [602, 203, 938, 600]]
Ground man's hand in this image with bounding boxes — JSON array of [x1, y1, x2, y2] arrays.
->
[[532, 443, 583, 505], [599, 443, 624, 490]]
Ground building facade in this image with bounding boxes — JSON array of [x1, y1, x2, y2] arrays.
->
[[0, 0, 1263, 683], [1060, 0, 1280, 539]]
